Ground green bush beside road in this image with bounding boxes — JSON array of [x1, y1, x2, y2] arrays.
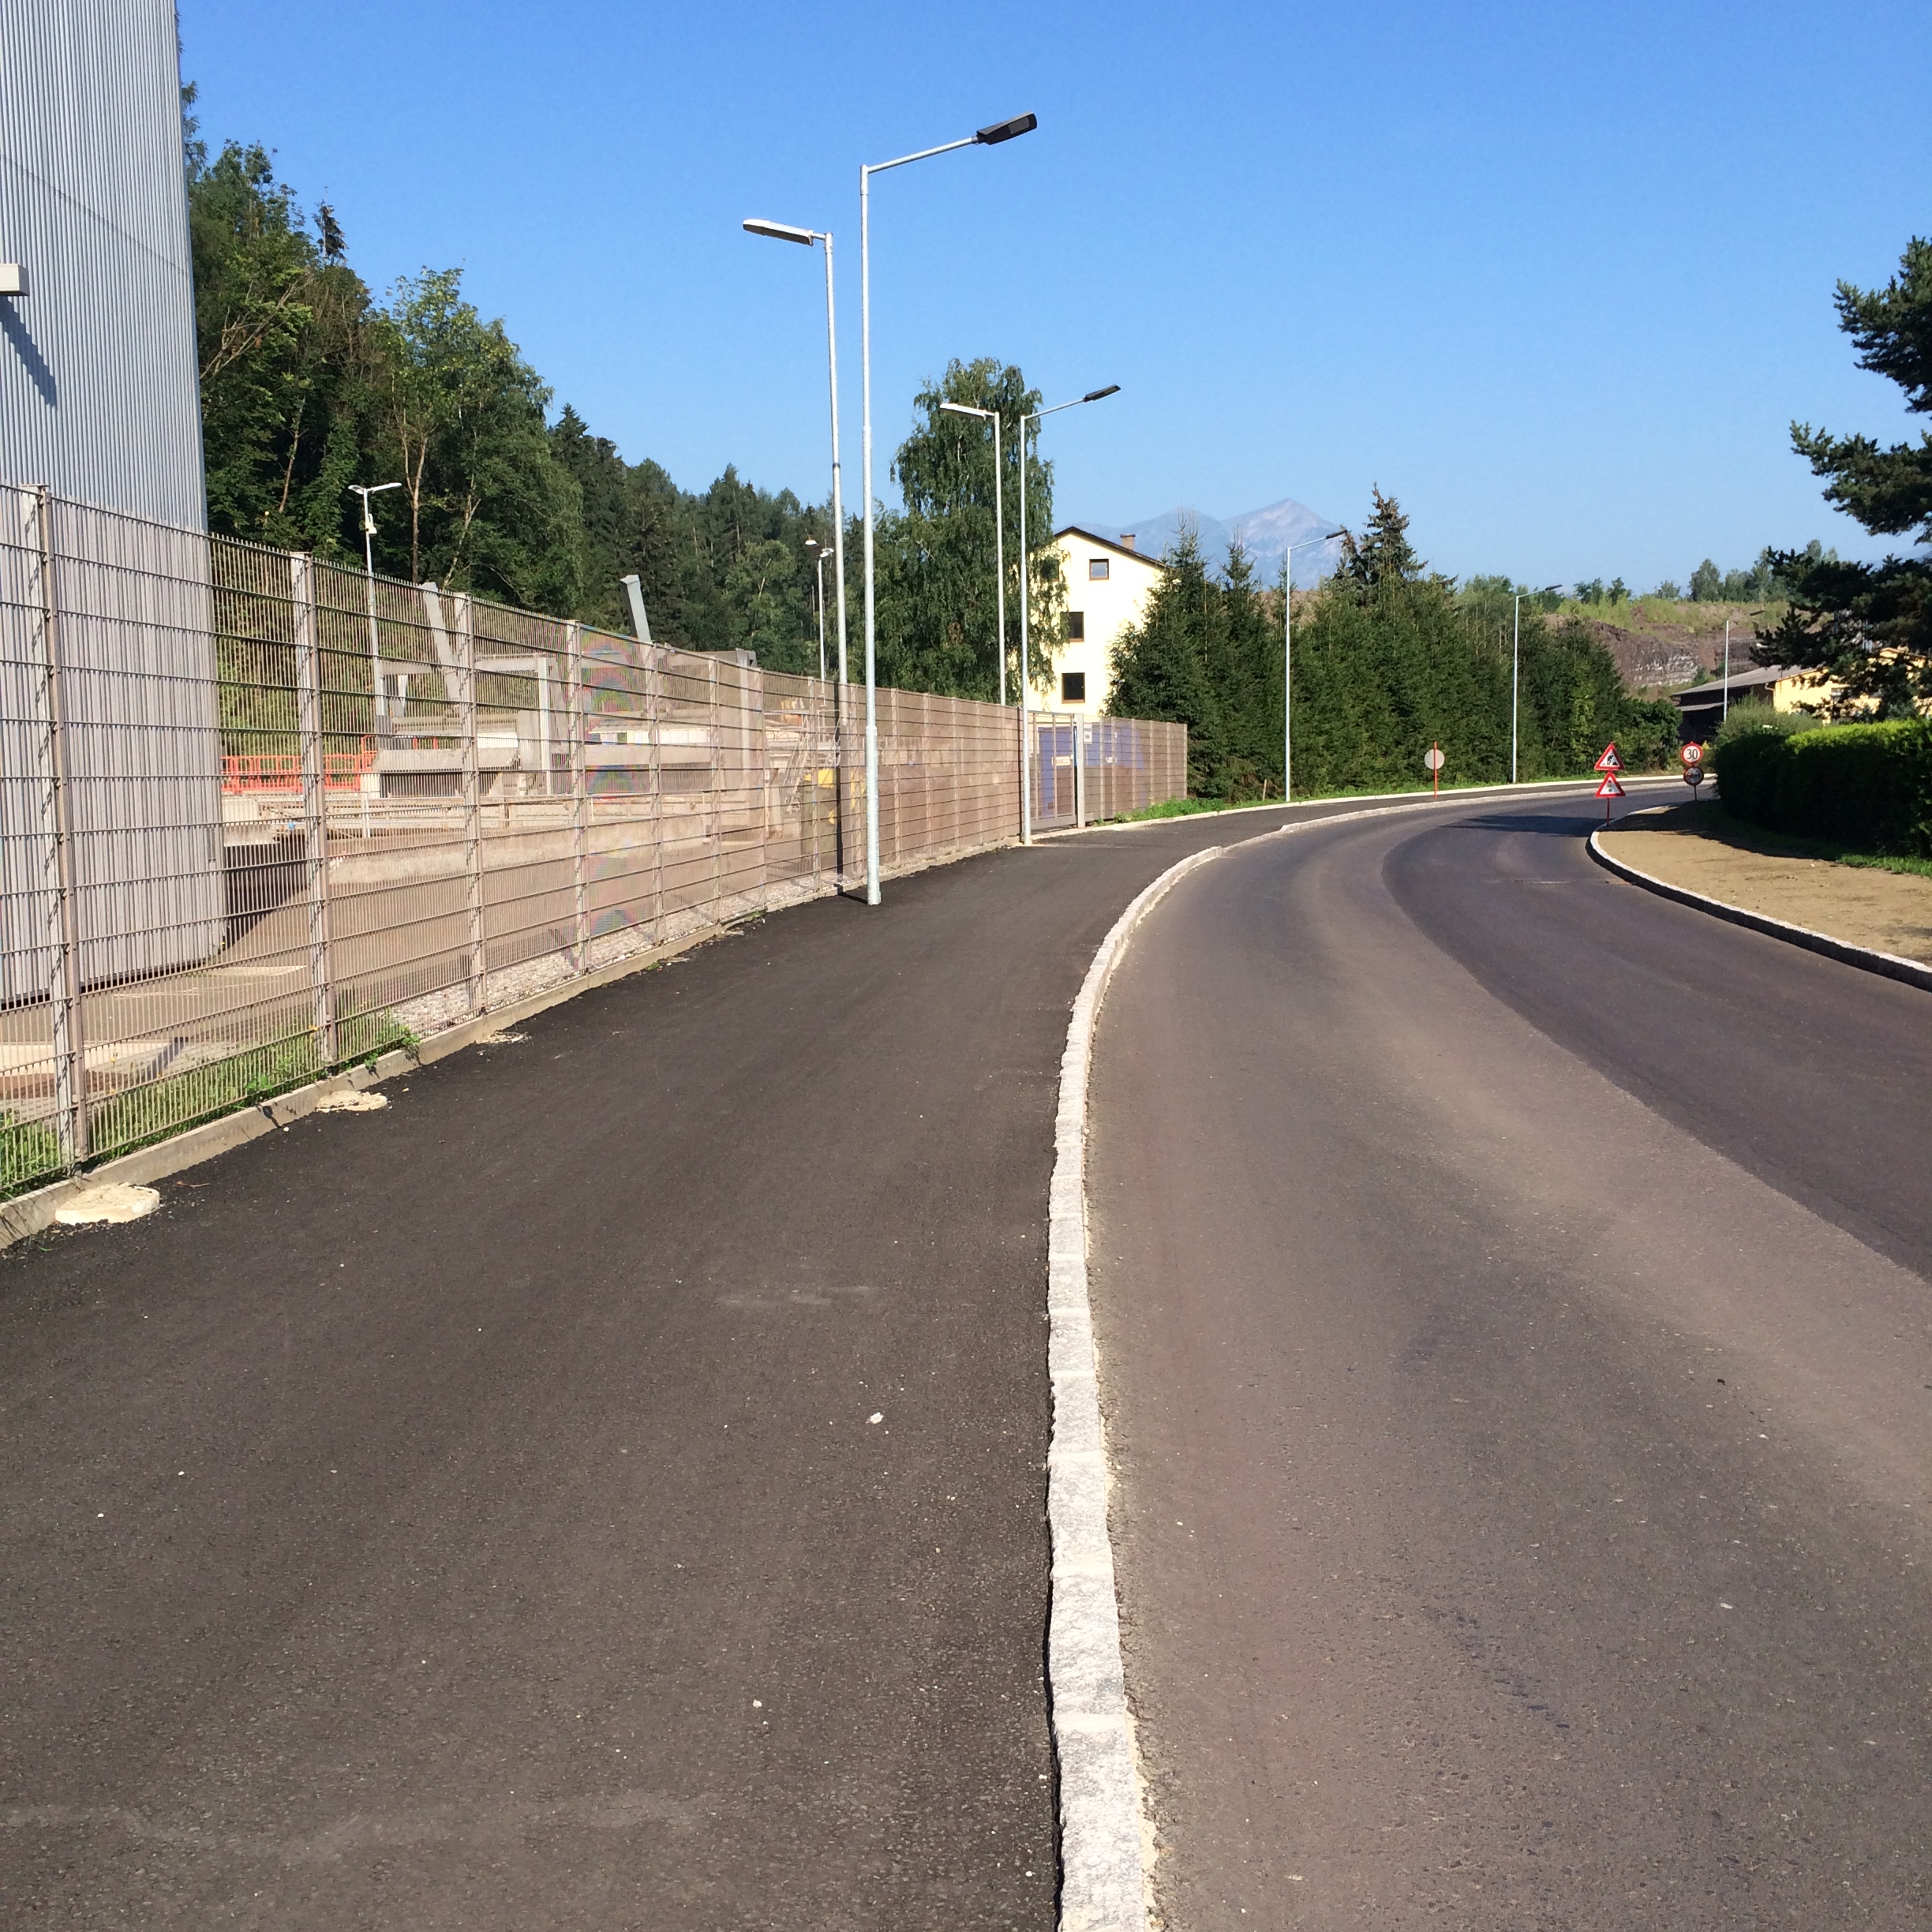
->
[[1714, 715, 1932, 856]]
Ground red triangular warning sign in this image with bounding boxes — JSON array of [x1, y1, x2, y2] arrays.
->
[[1596, 772, 1626, 798], [1594, 743, 1623, 772]]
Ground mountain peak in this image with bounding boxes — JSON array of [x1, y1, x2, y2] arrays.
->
[[1075, 496, 1344, 585]]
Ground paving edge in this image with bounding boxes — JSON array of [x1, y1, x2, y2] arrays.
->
[[0, 920, 735, 1254], [1586, 827, 1932, 994], [0, 826, 1045, 1255], [1049, 842, 1224, 1932]]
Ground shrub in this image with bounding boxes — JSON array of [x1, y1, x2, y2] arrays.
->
[[1713, 716, 1932, 854]]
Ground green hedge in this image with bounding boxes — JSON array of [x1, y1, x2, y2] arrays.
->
[[1713, 717, 1932, 855]]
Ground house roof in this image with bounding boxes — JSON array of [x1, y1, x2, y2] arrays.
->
[[1669, 665, 1809, 710], [1054, 526, 1168, 572]]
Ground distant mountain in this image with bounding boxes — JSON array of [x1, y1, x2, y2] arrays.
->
[[1073, 496, 1345, 586]]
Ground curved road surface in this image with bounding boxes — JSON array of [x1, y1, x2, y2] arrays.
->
[[0, 792, 1383, 1932], [5, 782, 1923, 1929], [1090, 793, 1932, 1928]]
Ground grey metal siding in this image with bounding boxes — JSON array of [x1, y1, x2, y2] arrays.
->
[[0, 6, 221, 996], [0, 0, 205, 529]]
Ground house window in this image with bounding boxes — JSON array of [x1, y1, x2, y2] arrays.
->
[[1061, 672, 1087, 703], [1067, 610, 1085, 640], [1088, 556, 1110, 580]]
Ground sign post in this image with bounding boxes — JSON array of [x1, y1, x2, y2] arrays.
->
[[1424, 743, 1445, 797], [1595, 770, 1626, 824], [1680, 739, 1706, 802]]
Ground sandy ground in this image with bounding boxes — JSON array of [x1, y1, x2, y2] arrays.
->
[[1601, 801, 1932, 964]]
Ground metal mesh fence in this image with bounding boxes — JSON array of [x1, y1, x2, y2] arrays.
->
[[1030, 715, 1190, 832], [1, 484, 1185, 1194]]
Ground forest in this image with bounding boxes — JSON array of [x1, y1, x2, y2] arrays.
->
[[185, 98, 1676, 788], [184, 107, 997, 680], [1107, 492, 1681, 798]]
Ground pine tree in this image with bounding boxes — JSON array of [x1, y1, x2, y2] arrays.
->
[[1761, 236, 1932, 713], [1337, 486, 1425, 589]]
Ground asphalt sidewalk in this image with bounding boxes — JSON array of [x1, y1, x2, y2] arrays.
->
[[0, 803, 1309, 1931]]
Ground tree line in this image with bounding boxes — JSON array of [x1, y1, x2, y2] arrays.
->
[[1108, 491, 1680, 799], [186, 99, 1058, 688]]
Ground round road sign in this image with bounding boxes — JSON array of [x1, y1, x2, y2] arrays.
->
[[1681, 741, 1705, 766], [1684, 766, 1705, 788], [1423, 747, 1446, 772]]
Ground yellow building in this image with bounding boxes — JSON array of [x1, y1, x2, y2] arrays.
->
[[1050, 527, 1166, 715]]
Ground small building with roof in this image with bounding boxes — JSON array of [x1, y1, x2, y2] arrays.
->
[[1050, 527, 1166, 716]]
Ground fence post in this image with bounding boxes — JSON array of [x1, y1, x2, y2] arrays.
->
[[1075, 715, 1087, 829], [709, 653, 723, 919], [565, 620, 590, 975], [455, 590, 485, 1014], [290, 553, 336, 1064], [32, 486, 87, 1169], [650, 642, 665, 943]]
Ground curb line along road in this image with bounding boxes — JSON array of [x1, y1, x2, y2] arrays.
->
[[1586, 826, 1932, 994], [1048, 844, 1223, 1932], [1042, 784, 1679, 1930]]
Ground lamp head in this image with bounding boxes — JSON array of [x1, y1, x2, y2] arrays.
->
[[938, 401, 993, 419], [743, 218, 816, 245], [1082, 384, 1121, 403], [974, 112, 1038, 145]]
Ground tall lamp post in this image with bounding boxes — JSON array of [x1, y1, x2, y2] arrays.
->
[[860, 112, 1036, 905], [1017, 384, 1121, 842], [1511, 586, 1560, 783], [349, 481, 401, 727], [936, 399, 1007, 706], [1282, 529, 1343, 800], [740, 219, 848, 691]]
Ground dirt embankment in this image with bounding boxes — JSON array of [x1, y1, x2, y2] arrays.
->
[[1567, 603, 1772, 692], [1600, 802, 1932, 965]]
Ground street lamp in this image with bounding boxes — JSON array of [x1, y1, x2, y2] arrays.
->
[[1282, 529, 1343, 800], [740, 218, 848, 693], [806, 537, 829, 683], [1511, 585, 1560, 783], [860, 111, 1037, 904], [936, 399, 1007, 706], [349, 482, 402, 727], [1017, 384, 1121, 843]]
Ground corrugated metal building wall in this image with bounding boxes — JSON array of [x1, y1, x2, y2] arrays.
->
[[0, 0, 204, 525], [0, 2, 223, 999]]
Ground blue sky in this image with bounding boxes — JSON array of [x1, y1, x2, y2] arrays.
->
[[179, 0, 1929, 590]]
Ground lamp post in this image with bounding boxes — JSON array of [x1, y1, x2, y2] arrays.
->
[[1017, 384, 1121, 842], [349, 481, 401, 727], [936, 399, 1007, 706], [860, 112, 1036, 905], [741, 218, 848, 691], [1282, 529, 1343, 800], [1511, 585, 1560, 783]]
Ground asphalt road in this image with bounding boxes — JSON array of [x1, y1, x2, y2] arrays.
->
[[1, 791, 1424, 1932], [1088, 793, 1932, 1928]]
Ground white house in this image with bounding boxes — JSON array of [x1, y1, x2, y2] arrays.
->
[[1050, 527, 1166, 715]]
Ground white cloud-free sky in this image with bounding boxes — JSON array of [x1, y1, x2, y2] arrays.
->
[[179, 0, 1930, 590]]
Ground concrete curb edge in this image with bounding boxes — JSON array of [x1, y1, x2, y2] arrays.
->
[[1049, 842, 1224, 1932], [1045, 777, 1685, 1930], [1586, 828, 1932, 994]]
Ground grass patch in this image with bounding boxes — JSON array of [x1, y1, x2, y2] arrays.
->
[[1, 1005, 419, 1201], [1656, 800, 1932, 879]]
